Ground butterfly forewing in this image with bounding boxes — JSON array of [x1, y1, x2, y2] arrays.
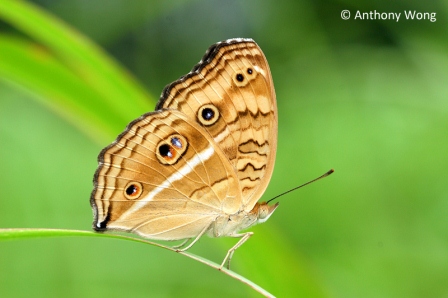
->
[[158, 39, 277, 212]]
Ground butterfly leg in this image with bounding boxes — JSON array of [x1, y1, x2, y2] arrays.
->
[[219, 232, 253, 270], [172, 238, 191, 250], [173, 223, 211, 252]]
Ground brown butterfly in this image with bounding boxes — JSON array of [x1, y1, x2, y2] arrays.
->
[[90, 38, 277, 269]]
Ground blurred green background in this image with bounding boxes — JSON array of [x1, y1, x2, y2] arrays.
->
[[1, 0, 447, 297]]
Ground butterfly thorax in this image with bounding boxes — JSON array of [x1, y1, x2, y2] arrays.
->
[[209, 202, 279, 238]]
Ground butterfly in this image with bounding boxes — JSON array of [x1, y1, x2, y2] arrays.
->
[[90, 38, 277, 269]]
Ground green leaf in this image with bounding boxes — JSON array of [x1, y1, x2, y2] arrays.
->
[[0, 0, 155, 142], [0, 35, 123, 141]]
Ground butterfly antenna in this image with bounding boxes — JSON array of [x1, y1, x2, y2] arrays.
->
[[266, 169, 334, 204]]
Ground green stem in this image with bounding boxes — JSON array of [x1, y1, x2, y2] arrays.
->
[[0, 228, 274, 297]]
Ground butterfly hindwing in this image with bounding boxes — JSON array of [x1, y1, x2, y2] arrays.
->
[[91, 110, 242, 239]]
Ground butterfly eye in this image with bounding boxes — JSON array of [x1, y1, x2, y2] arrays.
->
[[124, 181, 143, 200], [233, 66, 256, 87], [198, 104, 219, 126], [159, 144, 175, 159], [156, 134, 188, 165], [236, 73, 244, 82], [202, 108, 214, 121]]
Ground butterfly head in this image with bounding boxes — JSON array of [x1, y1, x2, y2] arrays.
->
[[255, 201, 279, 224]]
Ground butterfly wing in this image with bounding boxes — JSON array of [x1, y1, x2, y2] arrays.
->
[[157, 38, 277, 212], [90, 110, 242, 240]]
